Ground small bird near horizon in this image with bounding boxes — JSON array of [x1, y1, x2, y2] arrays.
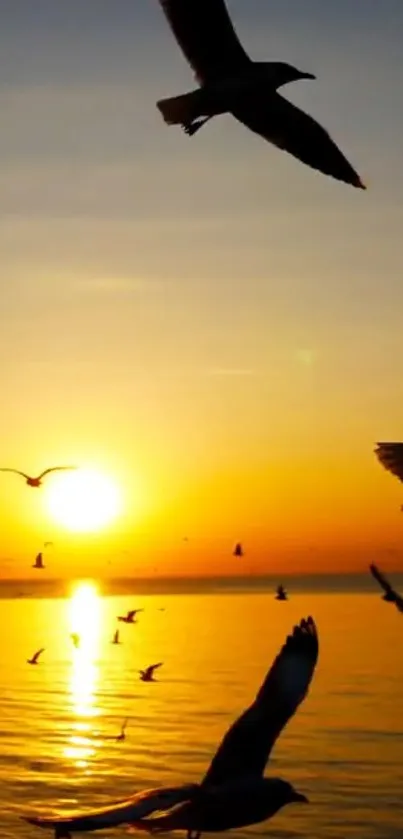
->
[[157, 0, 365, 189], [0, 466, 76, 488], [111, 629, 121, 645], [233, 542, 243, 558], [118, 609, 143, 624], [140, 663, 163, 682], [275, 585, 288, 601], [27, 648, 45, 666], [32, 553, 45, 570], [24, 617, 318, 837], [369, 563, 403, 613]]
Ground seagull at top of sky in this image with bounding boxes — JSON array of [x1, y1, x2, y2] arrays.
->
[[27, 648, 45, 666], [369, 564, 403, 613], [0, 466, 77, 488], [117, 609, 143, 624], [139, 662, 163, 682], [70, 633, 80, 649], [23, 617, 318, 838], [156, 0, 365, 190], [111, 629, 121, 645], [233, 542, 243, 558], [275, 585, 288, 601], [32, 552, 45, 570]]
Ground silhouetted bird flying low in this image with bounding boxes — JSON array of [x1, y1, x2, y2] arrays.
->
[[275, 585, 288, 601], [23, 617, 318, 838], [369, 564, 403, 613], [27, 648, 45, 666], [156, 0, 365, 189], [116, 718, 129, 742], [233, 542, 243, 557], [375, 442, 403, 485], [117, 609, 143, 624], [140, 663, 163, 682], [0, 466, 76, 487], [111, 629, 120, 645], [32, 552, 45, 570]]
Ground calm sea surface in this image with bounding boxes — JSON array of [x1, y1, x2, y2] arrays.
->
[[0, 583, 402, 839]]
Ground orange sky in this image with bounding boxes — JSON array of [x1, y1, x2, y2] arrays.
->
[[1, 2, 403, 578]]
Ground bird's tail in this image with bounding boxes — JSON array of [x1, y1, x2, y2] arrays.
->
[[156, 89, 206, 126]]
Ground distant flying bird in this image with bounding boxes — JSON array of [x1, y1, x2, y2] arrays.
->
[[0, 466, 76, 488], [27, 648, 45, 666], [24, 617, 317, 836], [43, 541, 53, 548], [140, 663, 163, 682], [233, 542, 244, 557], [111, 629, 121, 645], [32, 552, 45, 570], [375, 442, 403, 485], [157, 0, 365, 189], [70, 633, 80, 649], [275, 585, 288, 601], [369, 564, 403, 613], [118, 609, 143, 624], [116, 718, 129, 742]]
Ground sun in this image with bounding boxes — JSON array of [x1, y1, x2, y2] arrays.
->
[[45, 468, 121, 532]]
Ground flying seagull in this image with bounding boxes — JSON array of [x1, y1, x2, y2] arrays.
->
[[27, 648, 45, 666], [156, 0, 365, 189], [32, 552, 45, 570], [23, 617, 318, 838], [233, 542, 243, 558], [116, 718, 129, 742], [0, 466, 76, 488], [140, 662, 163, 682], [117, 609, 143, 624], [369, 564, 403, 613], [111, 629, 121, 645], [275, 585, 288, 601]]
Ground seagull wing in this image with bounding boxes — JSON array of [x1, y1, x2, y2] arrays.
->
[[231, 93, 365, 189], [32, 648, 45, 663], [158, 0, 251, 83], [370, 564, 403, 611], [127, 610, 136, 621], [38, 466, 77, 479], [23, 784, 199, 835], [201, 617, 318, 787], [375, 442, 403, 484], [0, 468, 31, 479], [147, 662, 163, 678]]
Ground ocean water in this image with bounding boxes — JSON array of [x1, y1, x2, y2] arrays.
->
[[0, 583, 402, 839]]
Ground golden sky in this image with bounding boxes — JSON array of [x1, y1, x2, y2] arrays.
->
[[1, 2, 403, 577]]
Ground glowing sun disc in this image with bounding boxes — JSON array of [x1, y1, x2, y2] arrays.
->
[[46, 469, 121, 532]]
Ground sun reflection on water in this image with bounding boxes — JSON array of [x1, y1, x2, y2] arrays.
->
[[64, 580, 101, 768]]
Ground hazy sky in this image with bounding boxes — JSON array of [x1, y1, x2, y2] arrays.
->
[[1, 1, 403, 577]]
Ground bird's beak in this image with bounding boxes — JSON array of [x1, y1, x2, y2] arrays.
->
[[293, 792, 309, 804], [300, 72, 316, 80]]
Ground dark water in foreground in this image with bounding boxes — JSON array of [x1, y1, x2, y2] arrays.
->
[[0, 582, 402, 838]]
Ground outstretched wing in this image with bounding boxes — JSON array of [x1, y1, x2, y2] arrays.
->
[[149, 662, 163, 676], [33, 648, 45, 663], [0, 468, 30, 479], [158, 0, 251, 83], [375, 442, 403, 484], [232, 93, 365, 190], [23, 784, 199, 835], [38, 467, 77, 479], [370, 564, 403, 612], [201, 617, 318, 787]]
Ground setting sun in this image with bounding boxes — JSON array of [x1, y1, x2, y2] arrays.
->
[[45, 468, 121, 533]]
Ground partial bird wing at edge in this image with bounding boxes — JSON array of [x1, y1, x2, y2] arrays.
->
[[370, 564, 403, 612], [0, 468, 30, 478], [201, 617, 318, 787], [23, 784, 199, 834], [38, 467, 77, 479], [157, 0, 251, 83], [231, 93, 365, 190], [375, 442, 403, 484], [149, 662, 163, 675]]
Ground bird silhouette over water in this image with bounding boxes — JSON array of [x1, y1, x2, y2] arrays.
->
[[117, 609, 143, 624], [32, 552, 45, 570], [233, 542, 243, 558], [24, 617, 318, 838], [140, 663, 163, 682], [27, 648, 45, 666], [369, 564, 403, 613], [157, 0, 364, 189], [0, 466, 76, 487], [275, 585, 288, 601], [111, 629, 121, 645]]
